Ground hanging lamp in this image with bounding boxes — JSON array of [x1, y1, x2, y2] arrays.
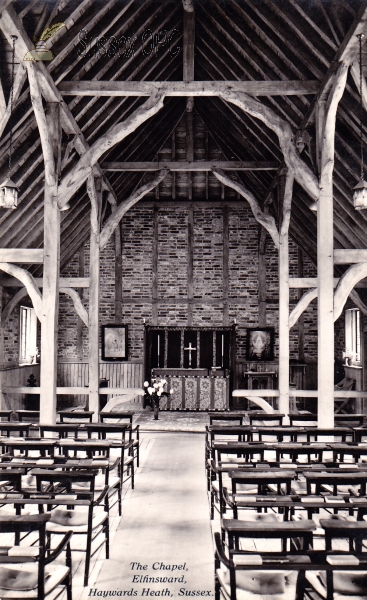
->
[[0, 35, 18, 209], [353, 33, 367, 210]]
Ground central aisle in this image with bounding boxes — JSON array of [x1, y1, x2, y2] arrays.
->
[[89, 432, 214, 598]]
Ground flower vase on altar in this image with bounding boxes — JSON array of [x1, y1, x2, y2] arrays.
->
[[143, 378, 171, 421]]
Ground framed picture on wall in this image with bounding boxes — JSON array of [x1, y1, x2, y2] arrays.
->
[[246, 327, 274, 361], [101, 325, 128, 361]]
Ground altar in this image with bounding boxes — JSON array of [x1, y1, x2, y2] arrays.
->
[[145, 325, 235, 411], [152, 368, 229, 410]]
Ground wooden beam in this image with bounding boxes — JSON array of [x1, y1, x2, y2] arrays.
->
[[317, 62, 348, 429], [0, 0, 14, 13], [289, 288, 318, 329], [187, 204, 194, 326], [334, 249, 367, 263], [334, 263, 367, 321], [101, 160, 279, 171], [1, 287, 27, 326], [77, 247, 85, 360], [0, 250, 43, 263], [87, 175, 101, 422], [60, 288, 88, 327], [0, 263, 42, 321], [213, 169, 280, 248], [152, 204, 159, 325], [57, 93, 166, 209], [223, 204, 229, 326], [58, 80, 320, 96], [40, 104, 60, 426], [0, 277, 89, 287], [0, 5, 118, 214], [99, 170, 169, 250], [221, 91, 319, 202], [114, 223, 122, 323], [297, 248, 305, 362], [302, 1, 367, 128], [278, 175, 290, 420]]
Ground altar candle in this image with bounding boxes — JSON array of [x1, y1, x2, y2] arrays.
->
[[157, 334, 160, 364], [221, 334, 224, 368]]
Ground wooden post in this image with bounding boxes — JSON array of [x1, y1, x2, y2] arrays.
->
[[87, 175, 102, 422], [278, 176, 290, 419], [223, 204, 229, 326], [115, 223, 122, 323], [77, 247, 85, 360], [152, 204, 159, 325], [40, 102, 61, 425], [258, 226, 267, 327], [187, 204, 194, 326], [298, 248, 305, 362], [317, 65, 348, 428]]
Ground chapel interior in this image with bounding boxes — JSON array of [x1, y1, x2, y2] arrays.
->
[[2, 0, 367, 599]]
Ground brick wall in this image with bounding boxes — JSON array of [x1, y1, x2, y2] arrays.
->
[[0, 200, 321, 369], [55, 200, 319, 364]]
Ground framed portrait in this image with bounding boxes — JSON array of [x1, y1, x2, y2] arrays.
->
[[101, 325, 128, 361], [246, 327, 274, 361]]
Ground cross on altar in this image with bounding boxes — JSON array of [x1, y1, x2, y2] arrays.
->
[[184, 342, 197, 367]]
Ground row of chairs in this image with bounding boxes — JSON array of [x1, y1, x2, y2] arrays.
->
[[0, 414, 141, 596], [209, 412, 367, 600]]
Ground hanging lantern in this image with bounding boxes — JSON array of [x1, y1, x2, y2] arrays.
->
[[0, 178, 18, 209], [0, 35, 18, 210], [353, 33, 367, 209], [353, 178, 367, 210]]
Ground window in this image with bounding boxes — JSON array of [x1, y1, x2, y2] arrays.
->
[[345, 308, 361, 366], [19, 306, 38, 364]]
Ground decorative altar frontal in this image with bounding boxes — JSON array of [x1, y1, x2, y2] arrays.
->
[[152, 371, 229, 410], [147, 325, 235, 411]]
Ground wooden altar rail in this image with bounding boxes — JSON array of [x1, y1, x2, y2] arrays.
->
[[2, 387, 143, 394], [232, 389, 367, 397]]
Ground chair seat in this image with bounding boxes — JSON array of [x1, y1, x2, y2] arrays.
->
[[46, 509, 107, 533], [0, 563, 70, 598], [216, 567, 298, 600], [235, 510, 284, 523], [306, 570, 367, 600]]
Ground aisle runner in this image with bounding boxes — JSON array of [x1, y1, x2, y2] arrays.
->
[[87, 433, 214, 599]]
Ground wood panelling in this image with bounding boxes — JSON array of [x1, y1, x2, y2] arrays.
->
[[1, 362, 143, 410], [0, 364, 40, 411]]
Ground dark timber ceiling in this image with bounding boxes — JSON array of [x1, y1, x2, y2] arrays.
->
[[0, 0, 367, 273]]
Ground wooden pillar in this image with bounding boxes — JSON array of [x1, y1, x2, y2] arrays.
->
[[40, 103, 60, 425], [87, 175, 102, 422], [297, 248, 305, 362], [316, 65, 348, 428], [115, 223, 122, 323], [258, 226, 267, 328], [152, 204, 159, 325], [278, 176, 290, 418], [187, 204, 194, 326], [223, 204, 229, 326], [76, 247, 85, 360]]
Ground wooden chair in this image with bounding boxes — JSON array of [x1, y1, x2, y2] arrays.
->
[[57, 410, 94, 423], [214, 532, 309, 600], [99, 411, 140, 472], [32, 468, 110, 586], [56, 438, 122, 514], [83, 423, 136, 490], [221, 517, 316, 554], [0, 514, 72, 600], [334, 377, 355, 414], [248, 413, 285, 426]]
